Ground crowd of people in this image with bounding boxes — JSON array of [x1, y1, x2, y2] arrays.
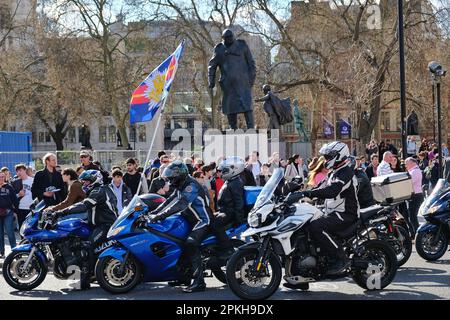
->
[[0, 139, 449, 290]]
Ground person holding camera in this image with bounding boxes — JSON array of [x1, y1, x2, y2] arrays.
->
[[31, 153, 66, 207]]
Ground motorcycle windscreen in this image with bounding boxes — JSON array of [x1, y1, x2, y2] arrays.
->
[[110, 195, 143, 230], [253, 168, 284, 209], [419, 179, 449, 214]]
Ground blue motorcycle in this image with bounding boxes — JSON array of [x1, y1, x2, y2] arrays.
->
[[95, 194, 248, 294], [416, 179, 450, 261], [2, 199, 94, 290]]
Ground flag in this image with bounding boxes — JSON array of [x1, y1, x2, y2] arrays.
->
[[339, 119, 351, 137], [129, 40, 185, 124], [323, 117, 334, 138]]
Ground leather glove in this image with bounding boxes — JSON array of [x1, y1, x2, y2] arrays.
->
[[285, 192, 304, 205]]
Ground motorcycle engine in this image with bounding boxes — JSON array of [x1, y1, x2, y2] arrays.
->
[[54, 240, 89, 278], [292, 255, 317, 276]]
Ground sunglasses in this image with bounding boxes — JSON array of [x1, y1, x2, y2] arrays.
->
[[80, 155, 89, 158]]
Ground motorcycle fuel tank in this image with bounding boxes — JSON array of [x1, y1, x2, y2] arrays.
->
[[149, 214, 190, 239], [56, 218, 91, 239]]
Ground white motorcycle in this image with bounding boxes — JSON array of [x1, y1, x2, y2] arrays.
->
[[226, 168, 398, 300]]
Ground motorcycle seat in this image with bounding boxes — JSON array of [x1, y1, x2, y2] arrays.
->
[[359, 205, 384, 223]]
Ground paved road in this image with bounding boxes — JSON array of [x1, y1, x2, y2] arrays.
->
[[1, 242, 449, 300]]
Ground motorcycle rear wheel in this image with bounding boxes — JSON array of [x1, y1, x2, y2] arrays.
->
[[95, 255, 142, 294], [210, 239, 245, 284], [351, 240, 397, 290], [394, 226, 412, 267], [226, 248, 282, 300], [2, 251, 47, 291]]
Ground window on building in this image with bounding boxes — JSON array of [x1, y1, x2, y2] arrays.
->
[[99, 126, 107, 143], [32, 132, 37, 144], [395, 113, 401, 132], [67, 127, 76, 143], [138, 125, 146, 142], [380, 111, 391, 131], [108, 125, 116, 143], [45, 132, 51, 143], [38, 132, 45, 143], [130, 126, 136, 142]]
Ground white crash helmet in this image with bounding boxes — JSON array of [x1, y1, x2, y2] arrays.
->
[[218, 156, 245, 181], [319, 141, 350, 170]]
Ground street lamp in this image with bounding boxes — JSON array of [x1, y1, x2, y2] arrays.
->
[[398, 0, 407, 160], [428, 61, 447, 178]]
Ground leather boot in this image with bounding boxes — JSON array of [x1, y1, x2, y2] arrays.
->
[[182, 256, 206, 293]]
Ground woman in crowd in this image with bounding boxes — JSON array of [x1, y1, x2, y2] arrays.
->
[[258, 163, 272, 186], [307, 157, 327, 188], [0, 171, 19, 258], [45, 168, 85, 212], [285, 154, 304, 182]]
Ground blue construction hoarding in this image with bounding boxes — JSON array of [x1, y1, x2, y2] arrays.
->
[[0, 131, 33, 172]]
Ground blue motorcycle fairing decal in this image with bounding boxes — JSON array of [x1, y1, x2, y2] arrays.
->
[[99, 245, 128, 263], [11, 245, 47, 263]]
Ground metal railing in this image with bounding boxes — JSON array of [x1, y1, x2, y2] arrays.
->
[[0, 149, 202, 172]]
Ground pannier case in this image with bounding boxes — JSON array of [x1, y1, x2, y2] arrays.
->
[[370, 172, 413, 204]]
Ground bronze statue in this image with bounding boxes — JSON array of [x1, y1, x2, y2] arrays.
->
[[406, 110, 419, 135], [79, 123, 92, 149], [208, 29, 256, 130], [254, 84, 281, 129]]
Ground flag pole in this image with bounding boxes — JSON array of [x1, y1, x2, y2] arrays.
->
[[133, 40, 185, 196], [134, 99, 168, 196]]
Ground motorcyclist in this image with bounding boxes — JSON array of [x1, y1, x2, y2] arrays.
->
[[146, 160, 213, 293], [349, 156, 375, 209], [285, 141, 359, 276], [212, 157, 245, 257], [52, 170, 118, 289]]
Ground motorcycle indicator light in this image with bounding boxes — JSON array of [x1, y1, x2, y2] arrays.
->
[[134, 206, 144, 212]]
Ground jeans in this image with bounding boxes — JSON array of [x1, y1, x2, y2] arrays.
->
[[408, 193, 424, 235], [0, 210, 17, 255]]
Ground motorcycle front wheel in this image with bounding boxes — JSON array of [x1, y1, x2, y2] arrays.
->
[[2, 251, 47, 291], [351, 240, 397, 290], [95, 255, 142, 294], [226, 248, 282, 300], [415, 229, 449, 261]]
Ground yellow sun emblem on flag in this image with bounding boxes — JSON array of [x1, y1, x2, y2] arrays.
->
[[143, 71, 166, 109]]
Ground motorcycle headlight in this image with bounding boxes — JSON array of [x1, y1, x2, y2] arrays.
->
[[248, 212, 261, 228], [428, 203, 445, 215], [108, 226, 125, 238]]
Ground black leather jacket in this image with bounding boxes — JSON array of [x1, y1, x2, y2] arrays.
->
[[217, 175, 245, 223], [60, 184, 118, 226], [355, 168, 375, 209]]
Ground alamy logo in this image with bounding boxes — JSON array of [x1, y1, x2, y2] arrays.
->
[[366, 263, 382, 289], [67, 265, 81, 290]]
